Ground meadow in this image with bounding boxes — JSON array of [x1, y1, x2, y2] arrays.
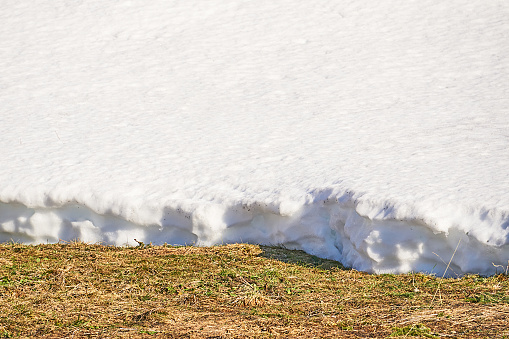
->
[[1, 242, 508, 338]]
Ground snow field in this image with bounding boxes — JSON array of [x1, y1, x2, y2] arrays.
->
[[1, 0, 509, 276]]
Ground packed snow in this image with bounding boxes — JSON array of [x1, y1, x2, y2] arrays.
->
[[1, 0, 509, 276]]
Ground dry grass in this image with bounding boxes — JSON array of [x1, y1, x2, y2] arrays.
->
[[0, 242, 508, 338]]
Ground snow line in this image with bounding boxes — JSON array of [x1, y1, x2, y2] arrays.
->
[[1, 199, 508, 277]]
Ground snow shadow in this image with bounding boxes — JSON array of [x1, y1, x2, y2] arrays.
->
[[258, 245, 346, 271]]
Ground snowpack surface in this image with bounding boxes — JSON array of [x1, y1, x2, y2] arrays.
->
[[1, 0, 509, 276]]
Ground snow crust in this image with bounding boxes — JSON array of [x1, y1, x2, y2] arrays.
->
[[1, 0, 509, 276]]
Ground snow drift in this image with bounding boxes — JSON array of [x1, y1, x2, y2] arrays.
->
[[1, 0, 509, 276]]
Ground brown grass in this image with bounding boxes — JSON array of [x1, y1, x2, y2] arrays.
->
[[0, 242, 508, 338]]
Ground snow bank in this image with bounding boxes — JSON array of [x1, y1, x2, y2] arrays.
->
[[1, 193, 509, 276], [1, 0, 509, 276]]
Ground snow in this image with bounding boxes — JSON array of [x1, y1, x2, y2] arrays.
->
[[1, 0, 509, 276]]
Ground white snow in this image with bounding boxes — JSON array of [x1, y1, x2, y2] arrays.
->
[[1, 0, 509, 276]]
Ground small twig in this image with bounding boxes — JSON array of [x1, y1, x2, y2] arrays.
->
[[54, 130, 64, 144]]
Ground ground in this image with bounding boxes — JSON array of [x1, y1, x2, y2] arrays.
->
[[0, 242, 508, 338]]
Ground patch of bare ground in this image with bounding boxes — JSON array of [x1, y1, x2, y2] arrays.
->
[[0, 242, 508, 338]]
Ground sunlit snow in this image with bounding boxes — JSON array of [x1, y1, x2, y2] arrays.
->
[[1, 0, 509, 276]]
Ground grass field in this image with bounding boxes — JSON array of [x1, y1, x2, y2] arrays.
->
[[0, 242, 508, 338]]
